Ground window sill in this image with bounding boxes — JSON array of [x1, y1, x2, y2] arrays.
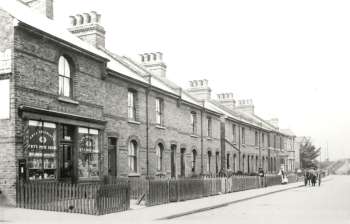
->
[[155, 125, 166, 130], [190, 134, 199, 138], [155, 171, 167, 176], [128, 120, 141, 125], [207, 137, 213, 141], [128, 173, 141, 177], [58, 96, 79, 105]]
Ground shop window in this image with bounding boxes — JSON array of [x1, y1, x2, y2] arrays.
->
[[156, 143, 164, 171], [128, 90, 137, 121], [58, 56, 72, 98], [78, 127, 100, 179], [155, 98, 164, 126], [27, 120, 57, 180], [128, 140, 137, 172], [0, 79, 9, 119]]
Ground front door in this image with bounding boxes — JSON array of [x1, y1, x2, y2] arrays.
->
[[108, 137, 117, 176], [60, 144, 73, 181], [170, 145, 176, 178]]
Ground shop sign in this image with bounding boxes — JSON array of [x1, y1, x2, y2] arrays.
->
[[29, 126, 56, 150]]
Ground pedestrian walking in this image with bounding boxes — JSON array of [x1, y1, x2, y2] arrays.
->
[[258, 168, 265, 187], [304, 170, 308, 186]]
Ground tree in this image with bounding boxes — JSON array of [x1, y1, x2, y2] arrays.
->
[[300, 139, 321, 169]]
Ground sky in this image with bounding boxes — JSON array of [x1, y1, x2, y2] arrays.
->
[[2, 0, 350, 160]]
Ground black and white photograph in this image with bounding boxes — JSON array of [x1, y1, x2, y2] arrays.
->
[[0, 0, 349, 223]]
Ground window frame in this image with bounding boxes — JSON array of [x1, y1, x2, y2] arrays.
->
[[155, 98, 164, 126], [128, 140, 138, 173], [190, 111, 197, 134], [232, 124, 236, 143], [207, 117, 212, 137], [77, 127, 100, 179], [242, 127, 246, 144], [192, 149, 197, 173], [156, 143, 164, 172], [58, 56, 72, 98], [128, 90, 137, 121]]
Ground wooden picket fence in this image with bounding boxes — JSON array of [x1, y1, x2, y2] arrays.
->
[[144, 175, 283, 207], [16, 181, 130, 215]]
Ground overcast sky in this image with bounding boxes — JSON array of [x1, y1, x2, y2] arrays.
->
[[3, 0, 350, 160]]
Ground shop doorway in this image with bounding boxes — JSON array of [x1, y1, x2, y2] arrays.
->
[[60, 143, 73, 181]]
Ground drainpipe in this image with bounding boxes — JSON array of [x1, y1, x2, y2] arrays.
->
[[200, 101, 204, 175], [146, 76, 151, 178], [258, 129, 261, 171], [238, 124, 241, 171], [220, 116, 226, 173]]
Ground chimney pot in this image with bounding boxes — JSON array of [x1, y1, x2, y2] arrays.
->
[[76, 14, 83, 25], [69, 16, 77, 26], [68, 11, 106, 48]]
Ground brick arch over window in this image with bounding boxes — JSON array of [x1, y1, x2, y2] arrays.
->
[[180, 143, 187, 152], [126, 135, 141, 147], [154, 139, 166, 151]]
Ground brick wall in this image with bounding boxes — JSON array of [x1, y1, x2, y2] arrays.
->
[[0, 8, 16, 205]]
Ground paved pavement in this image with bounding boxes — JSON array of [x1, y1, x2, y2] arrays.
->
[[1, 176, 345, 224], [171, 175, 350, 224]]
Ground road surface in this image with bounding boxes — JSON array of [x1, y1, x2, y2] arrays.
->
[[167, 175, 350, 224]]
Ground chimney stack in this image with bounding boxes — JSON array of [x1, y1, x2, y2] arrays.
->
[[217, 93, 236, 110], [18, 0, 54, 19], [187, 79, 212, 101], [236, 99, 255, 114], [140, 52, 167, 77], [68, 11, 106, 48]]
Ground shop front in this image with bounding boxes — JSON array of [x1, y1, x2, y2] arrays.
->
[[19, 106, 106, 183]]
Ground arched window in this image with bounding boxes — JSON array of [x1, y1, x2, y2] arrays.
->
[[128, 140, 137, 172], [58, 56, 72, 97], [192, 149, 197, 173], [156, 143, 164, 171]]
